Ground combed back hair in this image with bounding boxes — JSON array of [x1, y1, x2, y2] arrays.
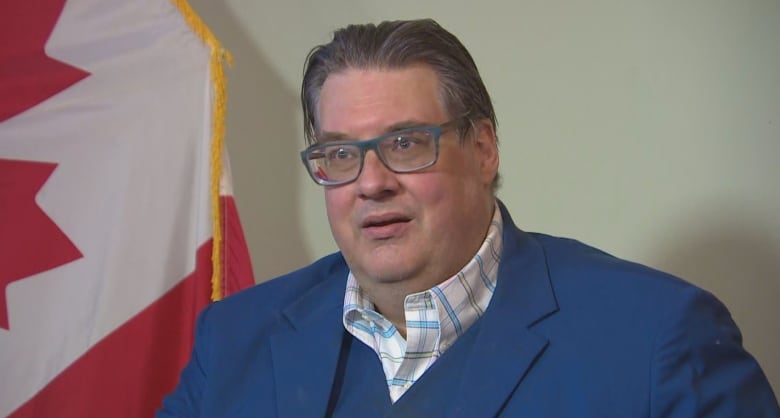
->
[[301, 18, 498, 148]]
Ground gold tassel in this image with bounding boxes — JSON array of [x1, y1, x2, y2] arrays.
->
[[169, 0, 233, 301]]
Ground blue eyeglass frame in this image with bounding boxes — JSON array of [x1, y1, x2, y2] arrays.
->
[[300, 120, 459, 186]]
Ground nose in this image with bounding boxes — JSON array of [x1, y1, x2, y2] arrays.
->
[[354, 150, 400, 199]]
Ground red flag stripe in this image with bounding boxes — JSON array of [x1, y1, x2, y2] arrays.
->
[[9, 195, 254, 417], [9, 240, 213, 418]]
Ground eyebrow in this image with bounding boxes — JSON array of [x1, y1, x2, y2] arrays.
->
[[316, 120, 431, 144]]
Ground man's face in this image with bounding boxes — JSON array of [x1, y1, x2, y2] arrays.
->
[[317, 65, 498, 294]]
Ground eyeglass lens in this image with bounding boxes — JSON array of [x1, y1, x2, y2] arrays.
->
[[304, 126, 440, 185]]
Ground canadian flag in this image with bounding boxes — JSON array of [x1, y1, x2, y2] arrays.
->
[[0, 0, 255, 416]]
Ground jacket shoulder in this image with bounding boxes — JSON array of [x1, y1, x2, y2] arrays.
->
[[528, 232, 695, 293]]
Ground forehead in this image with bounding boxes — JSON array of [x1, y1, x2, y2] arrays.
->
[[317, 65, 447, 136]]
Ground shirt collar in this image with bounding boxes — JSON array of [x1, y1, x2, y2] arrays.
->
[[343, 203, 503, 348], [423, 205, 503, 349]]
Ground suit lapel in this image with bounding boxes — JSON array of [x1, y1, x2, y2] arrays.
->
[[270, 262, 349, 418], [446, 224, 559, 418], [388, 203, 560, 418], [448, 205, 559, 417]]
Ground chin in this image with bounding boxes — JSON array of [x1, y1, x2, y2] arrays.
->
[[361, 261, 417, 284], [366, 267, 410, 284], [346, 245, 422, 284]]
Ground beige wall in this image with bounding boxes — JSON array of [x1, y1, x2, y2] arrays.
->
[[190, 0, 779, 393]]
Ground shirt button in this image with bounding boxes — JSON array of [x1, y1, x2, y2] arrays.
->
[[404, 382, 413, 389]]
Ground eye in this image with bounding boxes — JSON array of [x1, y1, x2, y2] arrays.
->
[[392, 135, 419, 151], [327, 146, 357, 161]]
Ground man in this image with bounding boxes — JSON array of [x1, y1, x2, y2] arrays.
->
[[159, 19, 779, 417]]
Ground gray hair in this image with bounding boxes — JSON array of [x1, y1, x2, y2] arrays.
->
[[300, 18, 500, 189]]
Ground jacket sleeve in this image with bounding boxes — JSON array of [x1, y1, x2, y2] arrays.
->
[[650, 286, 779, 418], [156, 303, 215, 418]]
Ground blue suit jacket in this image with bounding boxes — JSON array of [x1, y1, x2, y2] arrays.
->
[[159, 204, 779, 417]]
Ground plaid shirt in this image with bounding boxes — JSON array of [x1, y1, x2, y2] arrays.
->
[[343, 205, 503, 402]]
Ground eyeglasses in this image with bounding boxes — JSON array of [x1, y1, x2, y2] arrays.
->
[[300, 120, 458, 186]]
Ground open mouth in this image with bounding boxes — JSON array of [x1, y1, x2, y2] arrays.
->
[[361, 213, 411, 227], [361, 214, 412, 239]]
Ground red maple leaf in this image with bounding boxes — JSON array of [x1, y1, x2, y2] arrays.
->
[[0, 0, 91, 330], [0, 159, 83, 330], [0, 0, 90, 122]]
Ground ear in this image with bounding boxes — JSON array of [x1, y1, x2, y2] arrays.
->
[[470, 119, 499, 188]]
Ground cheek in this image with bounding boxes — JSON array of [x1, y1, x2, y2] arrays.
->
[[402, 174, 448, 210], [324, 189, 353, 233], [324, 185, 350, 207], [416, 158, 479, 202], [418, 170, 484, 227]]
